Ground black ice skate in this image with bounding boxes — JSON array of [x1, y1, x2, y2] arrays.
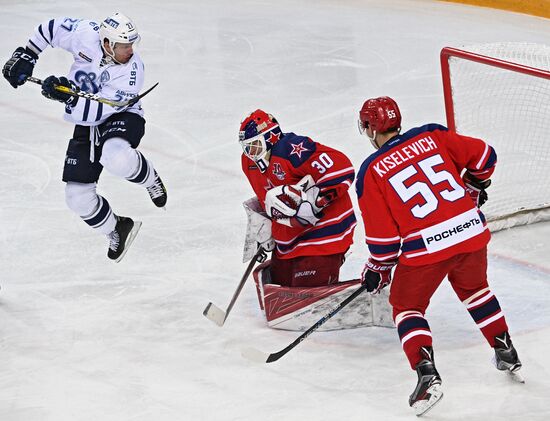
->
[[409, 347, 444, 417], [493, 332, 524, 383], [107, 216, 142, 262], [146, 170, 167, 208]]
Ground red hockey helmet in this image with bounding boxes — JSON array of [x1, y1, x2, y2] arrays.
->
[[239, 109, 282, 169], [358, 96, 401, 134]]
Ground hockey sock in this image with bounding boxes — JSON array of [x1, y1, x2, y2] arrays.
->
[[463, 288, 509, 347], [127, 150, 156, 187], [81, 195, 117, 235], [395, 311, 434, 369]]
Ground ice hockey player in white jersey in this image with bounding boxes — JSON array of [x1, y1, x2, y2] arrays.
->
[[2, 13, 167, 262]]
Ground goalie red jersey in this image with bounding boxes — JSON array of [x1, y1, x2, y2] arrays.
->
[[356, 123, 497, 266], [242, 132, 356, 259]]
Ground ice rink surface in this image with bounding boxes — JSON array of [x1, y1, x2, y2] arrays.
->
[[1, 1, 549, 420]]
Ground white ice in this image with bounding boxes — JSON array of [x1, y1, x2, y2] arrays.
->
[[1, 1, 549, 420]]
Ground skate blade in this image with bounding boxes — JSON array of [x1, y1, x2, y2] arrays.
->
[[507, 368, 525, 384], [492, 356, 525, 383], [115, 220, 142, 263], [413, 384, 443, 417]]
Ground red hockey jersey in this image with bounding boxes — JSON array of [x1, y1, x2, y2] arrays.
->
[[242, 132, 356, 259], [356, 124, 497, 266]]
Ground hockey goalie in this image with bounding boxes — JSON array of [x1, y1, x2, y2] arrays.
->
[[239, 109, 393, 331]]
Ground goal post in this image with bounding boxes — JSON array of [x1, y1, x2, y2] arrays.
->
[[440, 43, 550, 231]]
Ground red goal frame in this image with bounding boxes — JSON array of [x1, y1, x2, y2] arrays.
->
[[440, 46, 550, 132]]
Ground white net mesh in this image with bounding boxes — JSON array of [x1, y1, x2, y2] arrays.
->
[[446, 43, 550, 230]]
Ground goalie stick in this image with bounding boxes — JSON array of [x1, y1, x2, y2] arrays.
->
[[203, 247, 267, 327], [26, 76, 159, 108], [242, 284, 367, 363]]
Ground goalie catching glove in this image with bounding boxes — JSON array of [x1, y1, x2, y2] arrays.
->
[[264, 176, 326, 227], [463, 171, 491, 208], [361, 258, 396, 295]]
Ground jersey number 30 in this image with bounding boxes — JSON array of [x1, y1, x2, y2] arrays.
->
[[311, 153, 334, 174], [389, 154, 464, 218]]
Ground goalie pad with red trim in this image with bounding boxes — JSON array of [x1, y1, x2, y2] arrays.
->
[[252, 260, 394, 331]]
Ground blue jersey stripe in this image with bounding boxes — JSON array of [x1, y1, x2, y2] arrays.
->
[[95, 102, 103, 122], [368, 241, 401, 257], [28, 39, 42, 52], [82, 99, 91, 122], [483, 147, 497, 169], [401, 237, 426, 252], [317, 172, 354, 188], [277, 213, 356, 252], [37, 25, 50, 45], [48, 19, 55, 41]]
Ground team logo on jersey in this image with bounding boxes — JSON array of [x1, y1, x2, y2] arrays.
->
[[100, 70, 110, 83], [272, 163, 286, 180], [75, 71, 99, 93], [290, 142, 310, 158]]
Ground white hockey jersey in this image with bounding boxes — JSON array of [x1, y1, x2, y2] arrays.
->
[[27, 17, 145, 126]]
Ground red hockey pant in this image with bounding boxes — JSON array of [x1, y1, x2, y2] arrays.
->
[[390, 246, 509, 369]]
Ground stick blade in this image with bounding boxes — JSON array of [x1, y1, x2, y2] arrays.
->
[[203, 302, 226, 326], [241, 347, 272, 363]]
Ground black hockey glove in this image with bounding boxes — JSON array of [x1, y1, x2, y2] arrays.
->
[[463, 171, 491, 207], [361, 258, 396, 295], [2, 47, 38, 88], [41, 76, 79, 106]]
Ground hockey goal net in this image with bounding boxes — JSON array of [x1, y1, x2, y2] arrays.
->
[[441, 43, 550, 231]]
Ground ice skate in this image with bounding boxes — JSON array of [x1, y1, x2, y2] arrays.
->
[[146, 170, 167, 208], [107, 216, 142, 262], [409, 347, 443, 417], [493, 332, 524, 383]]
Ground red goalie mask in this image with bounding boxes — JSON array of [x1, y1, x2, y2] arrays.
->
[[239, 109, 282, 172]]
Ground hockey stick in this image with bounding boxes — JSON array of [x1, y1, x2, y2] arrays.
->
[[203, 247, 267, 327], [26, 76, 159, 108], [241, 284, 367, 363]]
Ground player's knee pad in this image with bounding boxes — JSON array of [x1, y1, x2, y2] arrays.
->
[[65, 182, 99, 216], [100, 137, 139, 178]]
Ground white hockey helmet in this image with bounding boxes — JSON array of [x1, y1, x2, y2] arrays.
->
[[99, 13, 140, 58]]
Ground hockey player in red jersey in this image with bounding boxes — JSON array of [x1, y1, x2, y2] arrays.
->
[[240, 109, 361, 330], [355, 97, 522, 415]]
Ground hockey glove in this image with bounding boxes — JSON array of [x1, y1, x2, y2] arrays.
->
[[41, 75, 79, 106], [295, 185, 325, 226], [2, 47, 38, 88], [463, 171, 491, 207], [361, 258, 396, 295], [265, 184, 303, 220]]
